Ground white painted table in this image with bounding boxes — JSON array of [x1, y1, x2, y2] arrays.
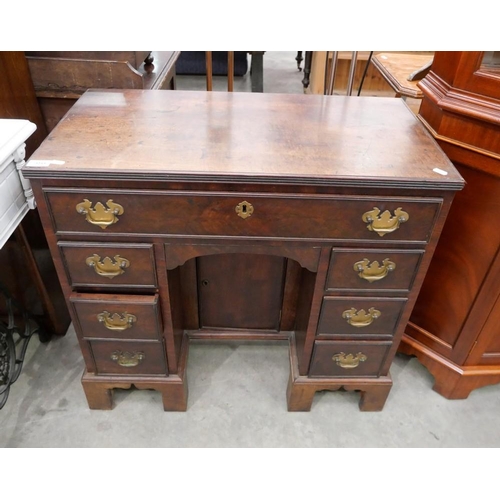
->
[[0, 119, 37, 249], [0, 119, 37, 409]]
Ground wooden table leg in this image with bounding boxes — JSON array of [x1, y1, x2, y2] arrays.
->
[[302, 51, 313, 90], [296, 51, 303, 70]]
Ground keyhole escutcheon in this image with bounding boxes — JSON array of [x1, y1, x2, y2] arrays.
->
[[235, 200, 254, 219]]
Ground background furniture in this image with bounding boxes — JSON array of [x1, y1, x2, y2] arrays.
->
[[176, 51, 265, 92], [205, 51, 234, 91], [24, 89, 463, 412], [304, 52, 387, 95], [304, 52, 434, 114], [371, 52, 432, 100], [25, 51, 180, 132], [177, 51, 248, 76], [400, 51, 500, 399], [300, 51, 313, 89], [0, 118, 40, 408], [0, 52, 70, 340], [0, 119, 37, 247], [324, 51, 360, 96]]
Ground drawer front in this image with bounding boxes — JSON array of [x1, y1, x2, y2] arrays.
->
[[88, 340, 167, 376], [326, 248, 424, 292], [59, 242, 157, 289], [70, 293, 162, 340], [317, 297, 407, 337], [309, 340, 392, 377], [45, 189, 442, 242]]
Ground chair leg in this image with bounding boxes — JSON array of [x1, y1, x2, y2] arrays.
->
[[205, 51, 213, 91], [228, 51, 234, 92]]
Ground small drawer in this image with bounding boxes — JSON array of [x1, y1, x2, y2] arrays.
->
[[317, 296, 407, 338], [59, 242, 157, 290], [326, 248, 424, 292], [88, 339, 167, 376], [309, 340, 392, 377], [70, 293, 162, 340], [45, 188, 442, 243]]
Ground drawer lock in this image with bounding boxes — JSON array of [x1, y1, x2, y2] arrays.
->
[[362, 207, 409, 236], [97, 311, 137, 331], [354, 258, 396, 282], [342, 307, 381, 327], [235, 201, 254, 219], [332, 352, 367, 369], [76, 199, 124, 229]]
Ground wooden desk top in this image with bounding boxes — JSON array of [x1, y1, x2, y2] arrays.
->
[[25, 89, 463, 190]]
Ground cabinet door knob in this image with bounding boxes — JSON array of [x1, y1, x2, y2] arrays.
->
[[76, 199, 124, 229], [342, 307, 381, 327], [362, 207, 409, 236], [85, 254, 130, 279], [354, 258, 396, 282], [332, 352, 367, 369], [97, 311, 137, 331]]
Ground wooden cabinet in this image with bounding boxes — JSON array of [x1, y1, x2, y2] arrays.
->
[[401, 51, 500, 398], [23, 90, 463, 411], [25, 51, 179, 132]]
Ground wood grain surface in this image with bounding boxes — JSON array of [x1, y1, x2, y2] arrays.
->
[[24, 90, 462, 188]]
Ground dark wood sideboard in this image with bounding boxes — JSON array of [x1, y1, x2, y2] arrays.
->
[[23, 90, 463, 411], [401, 51, 500, 398], [25, 51, 179, 132]]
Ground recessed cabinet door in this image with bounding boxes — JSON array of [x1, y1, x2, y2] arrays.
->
[[197, 253, 286, 331]]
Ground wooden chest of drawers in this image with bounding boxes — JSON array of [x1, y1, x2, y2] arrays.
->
[[23, 90, 464, 411]]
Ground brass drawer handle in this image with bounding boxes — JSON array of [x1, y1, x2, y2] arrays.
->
[[354, 258, 396, 282], [342, 307, 381, 327], [86, 254, 130, 279], [76, 199, 124, 229], [362, 207, 409, 237], [110, 350, 144, 367], [332, 352, 367, 369], [235, 200, 254, 219], [97, 311, 137, 331]]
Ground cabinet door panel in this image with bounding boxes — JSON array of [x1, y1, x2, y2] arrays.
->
[[197, 253, 286, 331]]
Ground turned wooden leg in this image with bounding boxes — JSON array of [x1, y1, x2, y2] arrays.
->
[[81, 380, 114, 410], [302, 51, 313, 89], [296, 51, 303, 70]]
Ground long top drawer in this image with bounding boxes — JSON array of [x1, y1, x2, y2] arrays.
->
[[45, 189, 442, 243]]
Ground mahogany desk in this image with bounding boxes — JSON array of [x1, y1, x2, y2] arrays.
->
[[23, 90, 464, 411]]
